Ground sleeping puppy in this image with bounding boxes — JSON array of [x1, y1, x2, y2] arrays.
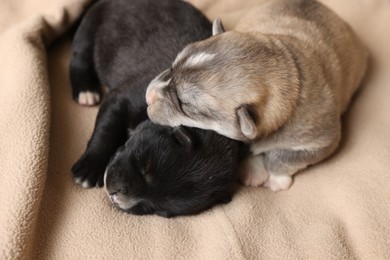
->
[[146, 0, 368, 191], [104, 121, 241, 217], [70, 0, 243, 217]]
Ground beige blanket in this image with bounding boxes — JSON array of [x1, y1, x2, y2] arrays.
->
[[1, 0, 389, 259]]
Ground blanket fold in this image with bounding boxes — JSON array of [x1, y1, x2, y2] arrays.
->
[[1, 0, 389, 259], [0, 1, 91, 259]]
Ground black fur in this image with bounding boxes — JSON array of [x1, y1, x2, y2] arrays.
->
[[105, 121, 242, 217], [70, 0, 245, 217]]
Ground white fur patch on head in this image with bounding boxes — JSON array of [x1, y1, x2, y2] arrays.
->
[[173, 47, 190, 67], [183, 53, 216, 68]]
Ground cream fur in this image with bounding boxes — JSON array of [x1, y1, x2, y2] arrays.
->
[[146, 0, 368, 191], [184, 53, 217, 68]]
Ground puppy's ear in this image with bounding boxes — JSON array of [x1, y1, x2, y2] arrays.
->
[[212, 18, 225, 36], [173, 126, 193, 150], [125, 130, 133, 147], [237, 106, 257, 140]]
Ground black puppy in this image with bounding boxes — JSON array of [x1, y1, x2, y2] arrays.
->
[[104, 121, 242, 217], [70, 0, 244, 217]]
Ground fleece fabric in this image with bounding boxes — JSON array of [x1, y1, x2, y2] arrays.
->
[[1, 0, 389, 259]]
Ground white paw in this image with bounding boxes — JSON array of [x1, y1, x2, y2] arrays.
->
[[263, 174, 292, 192], [78, 91, 100, 106], [242, 170, 268, 187], [240, 157, 269, 187], [74, 177, 83, 185], [81, 180, 93, 188], [74, 177, 93, 189]]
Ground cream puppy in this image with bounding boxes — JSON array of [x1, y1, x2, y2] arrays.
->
[[146, 0, 368, 191]]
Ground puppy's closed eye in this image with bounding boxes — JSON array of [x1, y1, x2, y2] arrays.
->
[[132, 156, 153, 184], [130, 202, 155, 215], [132, 157, 144, 174], [177, 96, 187, 109], [131, 201, 174, 218]]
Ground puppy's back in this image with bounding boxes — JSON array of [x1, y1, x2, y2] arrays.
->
[[236, 0, 368, 113], [83, 0, 212, 88]]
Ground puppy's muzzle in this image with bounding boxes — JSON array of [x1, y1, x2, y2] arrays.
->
[[109, 192, 121, 205], [146, 89, 155, 105], [146, 88, 162, 106]]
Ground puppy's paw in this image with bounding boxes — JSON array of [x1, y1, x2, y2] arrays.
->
[[241, 170, 268, 187], [77, 91, 100, 106], [239, 157, 269, 187], [263, 174, 292, 192], [71, 153, 105, 188], [219, 195, 232, 204]]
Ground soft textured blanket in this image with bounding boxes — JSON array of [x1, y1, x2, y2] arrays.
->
[[1, 0, 389, 259]]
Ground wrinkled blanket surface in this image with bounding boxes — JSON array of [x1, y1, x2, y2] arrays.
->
[[1, 0, 389, 259]]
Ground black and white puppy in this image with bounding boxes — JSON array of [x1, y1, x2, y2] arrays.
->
[[70, 0, 245, 217]]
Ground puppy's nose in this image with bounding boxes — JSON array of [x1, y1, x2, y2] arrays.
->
[[146, 89, 159, 106], [110, 192, 120, 204]]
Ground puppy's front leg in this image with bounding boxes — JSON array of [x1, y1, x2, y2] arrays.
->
[[72, 91, 137, 188], [262, 145, 337, 191], [239, 154, 269, 187]]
